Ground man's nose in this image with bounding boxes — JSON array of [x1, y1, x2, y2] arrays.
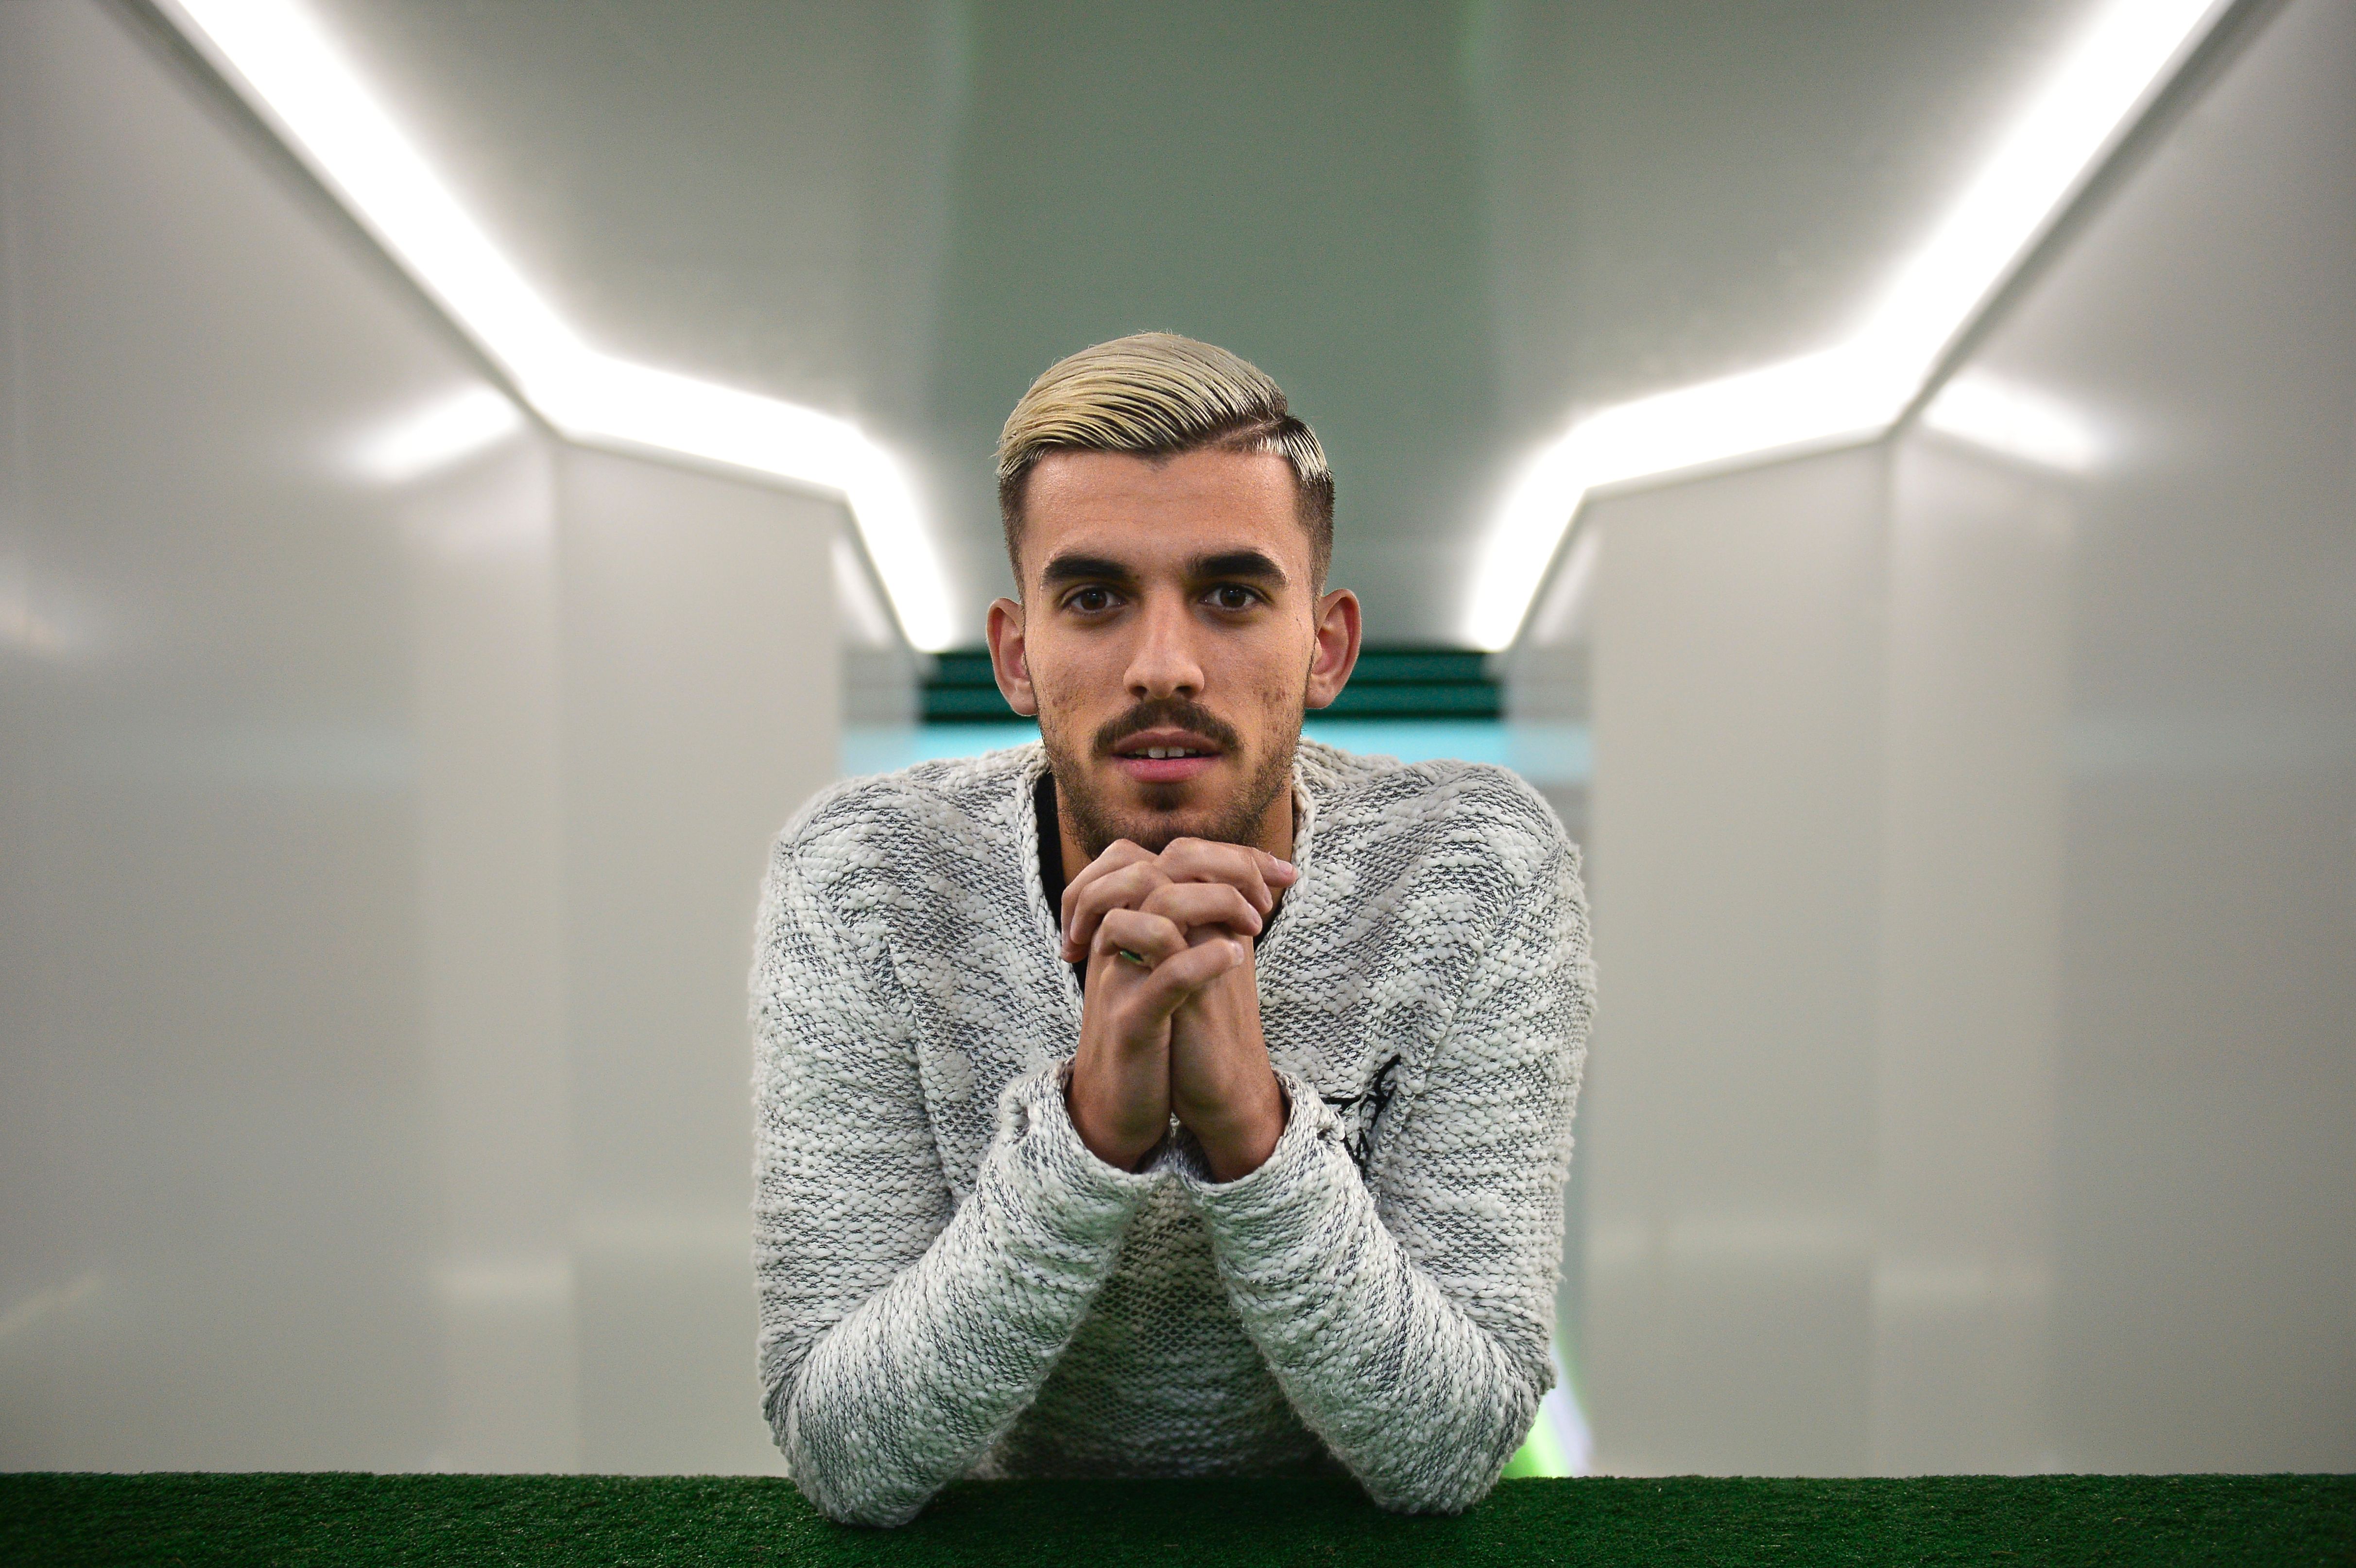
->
[[1125, 596, 1205, 700]]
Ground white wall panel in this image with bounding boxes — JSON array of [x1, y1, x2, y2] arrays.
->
[[0, 0, 842, 1473], [1921, 0, 2355, 1472], [409, 441, 575, 1472], [556, 447, 835, 1476], [1582, 445, 1889, 1475], [1872, 438, 2070, 1473], [0, 0, 536, 1469], [1545, 0, 2353, 1478]]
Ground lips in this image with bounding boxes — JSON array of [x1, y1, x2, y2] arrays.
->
[[1108, 728, 1222, 786]]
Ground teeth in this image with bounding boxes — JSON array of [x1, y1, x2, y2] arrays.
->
[[1140, 747, 1198, 760]]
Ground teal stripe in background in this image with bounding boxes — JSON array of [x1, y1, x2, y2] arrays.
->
[[841, 719, 1590, 789]]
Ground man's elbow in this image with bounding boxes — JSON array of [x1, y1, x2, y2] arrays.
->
[[770, 1381, 937, 1528], [1365, 1456, 1509, 1517], [1354, 1411, 1531, 1515]]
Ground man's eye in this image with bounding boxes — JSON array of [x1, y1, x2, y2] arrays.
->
[[1069, 587, 1115, 614], [1210, 586, 1258, 611]]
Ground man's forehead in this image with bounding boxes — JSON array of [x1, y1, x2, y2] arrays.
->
[[1021, 448, 1312, 583]]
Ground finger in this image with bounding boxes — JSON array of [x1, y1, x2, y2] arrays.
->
[[1139, 880, 1262, 938], [1156, 839, 1278, 914], [1061, 839, 1152, 944], [1178, 839, 1299, 896], [1128, 934, 1248, 1021], [1094, 908, 1189, 972], [1065, 862, 1173, 961]]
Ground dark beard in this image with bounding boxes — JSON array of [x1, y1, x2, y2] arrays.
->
[[1043, 694, 1299, 861]]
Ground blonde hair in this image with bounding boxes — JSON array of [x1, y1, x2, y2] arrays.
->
[[996, 332, 1335, 586]]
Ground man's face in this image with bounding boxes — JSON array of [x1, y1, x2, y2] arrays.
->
[[986, 447, 1357, 860]]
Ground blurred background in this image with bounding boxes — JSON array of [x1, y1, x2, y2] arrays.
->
[[2, 0, 2348, 1478]]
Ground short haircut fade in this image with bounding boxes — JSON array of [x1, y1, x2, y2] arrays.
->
[[996, 332, 1335, 588]]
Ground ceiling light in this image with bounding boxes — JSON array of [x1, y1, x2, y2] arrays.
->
[[1467, 345, 1906, 647], [1859, 0, 2224, 370], [162, 0, 958, 652], [530, 357, 951, 646], [1465, 0, 2226, 650], [1920, 371, 2104, 474]]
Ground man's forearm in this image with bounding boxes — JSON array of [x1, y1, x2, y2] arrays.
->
[[1176, 1073, 1560, 1514], [771, 1065, 1155, 1525]]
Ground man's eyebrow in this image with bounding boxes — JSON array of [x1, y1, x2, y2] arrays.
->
[[1038, 553, 1137, 587], [1192, 550, 1290, 585]]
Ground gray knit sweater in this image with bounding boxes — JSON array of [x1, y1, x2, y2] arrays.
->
[[750, 740, 1590, 1525]]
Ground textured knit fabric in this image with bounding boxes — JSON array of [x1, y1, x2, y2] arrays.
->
[[749, 740, 1591, 1527]]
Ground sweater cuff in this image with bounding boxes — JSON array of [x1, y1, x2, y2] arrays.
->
[[980, 1061, 1161, 1267], [1169, 1068, 1360, 1276]]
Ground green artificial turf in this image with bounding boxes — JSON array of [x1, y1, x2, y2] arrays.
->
[[2, 1472, 2349, 1567]]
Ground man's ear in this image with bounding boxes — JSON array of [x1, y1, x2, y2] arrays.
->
[[985, 597, 1039, 717], [1303, 588, 1362, 710]]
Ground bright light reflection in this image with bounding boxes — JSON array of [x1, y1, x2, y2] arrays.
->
[[163, 0, 958, 651], [1469, 345, 1906, 647], [350, 385, 522, 482], [1921, 371, 2104, 473], [1859, 0, 2223, 368], [1466, 0, 2225, 649]]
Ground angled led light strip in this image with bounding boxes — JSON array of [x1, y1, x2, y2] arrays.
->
[[1466, 0, 2228, 650], [160, 0, 958, 652]]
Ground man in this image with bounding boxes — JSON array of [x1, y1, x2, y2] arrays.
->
[[752, 332, 1590, 1526]]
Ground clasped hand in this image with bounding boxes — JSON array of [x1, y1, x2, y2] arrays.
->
[[1060, 838, 1297, 1181]]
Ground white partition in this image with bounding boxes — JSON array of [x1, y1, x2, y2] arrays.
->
[[1527, 0, 2354, 1476], [1578, 445, 1891, 1475], [0, 0, 839, 1472], [556, 448, 834, 1475], [1915, 0, 2355, 1472], [1870, 437, 2071, 1473]]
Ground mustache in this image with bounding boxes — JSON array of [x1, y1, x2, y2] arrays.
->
[[1093, 697, 1243, 757]]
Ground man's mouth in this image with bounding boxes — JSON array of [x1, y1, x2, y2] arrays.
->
[[1108, 729, 1224, 785]]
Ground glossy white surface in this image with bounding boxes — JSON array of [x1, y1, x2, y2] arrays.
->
[[1, 0, 836, 1472], [557, 447, 832, 1475], [1581, 446, 1892, 1475], [1539, 0, 2353, 1475], [1936, 0, 2354, 1469]]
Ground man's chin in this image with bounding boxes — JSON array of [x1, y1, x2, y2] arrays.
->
[[1107, 807, 1238, 854], [1067, 774, 1259, 857], [1095, 784, 1237, 850]]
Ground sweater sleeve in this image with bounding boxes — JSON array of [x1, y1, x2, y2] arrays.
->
[[1171, 825, 1591, 1514], [751, 825, 1157, 1527]]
